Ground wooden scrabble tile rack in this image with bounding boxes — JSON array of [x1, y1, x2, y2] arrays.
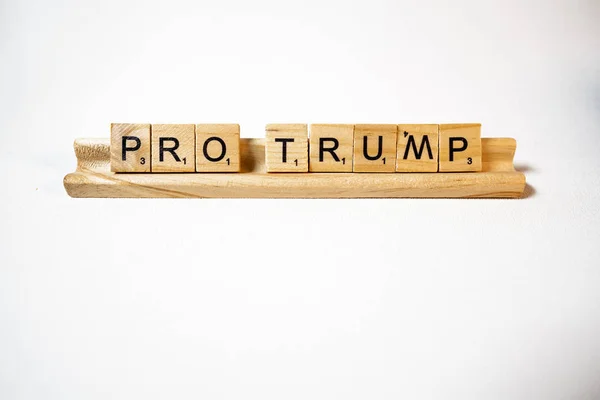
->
[[63, 132, 526, 198]]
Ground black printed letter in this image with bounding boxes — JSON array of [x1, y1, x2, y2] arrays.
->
[[363, 136, 383, 160], [319, 138, 340, 162], [203, 137, 226, 162], [121, 136, 141, 161], [449, 137, 468, 162], [275, 138, 294, 163], [404, 135, 433, 160], [159, 137, 181, 162]]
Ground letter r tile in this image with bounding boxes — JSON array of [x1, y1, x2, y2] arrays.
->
[[309, 124, 354, 172], [151, 124, 196, 172]]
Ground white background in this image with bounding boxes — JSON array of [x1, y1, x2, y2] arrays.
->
[[1, 0, 600, 399]]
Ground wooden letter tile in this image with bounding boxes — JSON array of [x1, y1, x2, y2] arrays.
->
[[396, 124, 439, 172], [438, 123, 482, 172], [265, 124, 308, 172], [309, 124, 354, 172], [195, 124, 240, 172], [110, 123, 151, 172], [151, 124, 195, 172], [353, 124, 397, 172]]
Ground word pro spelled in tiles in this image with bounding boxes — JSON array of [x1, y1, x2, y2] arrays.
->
[[353, 124, 397, 172], [438, 123, 482, 172], [151, 124, 196, 172], [309, 124, 354, 172], [110, 123, 151, 172], [396, 124, 439, 172], [195, 124, 240, 172], [265, 124, 308, 172]]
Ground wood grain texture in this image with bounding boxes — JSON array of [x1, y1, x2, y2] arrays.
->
[[396, 124, 438, 172], [151, 124, 195, 172], [265, 124, 308, 172], [353, 124, 397, 172], [439, 123, 482, 172], [309, 124, 354, 172], [110, 123, 151, 172], [195, 124, 240, 172], [64, 137, 526, 198]]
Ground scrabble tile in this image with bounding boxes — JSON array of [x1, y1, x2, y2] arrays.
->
[[195, 124, 240, 172], [438, 123, 482, 172], [110, 123, 151, 172], [309, 124, 354, 172], [396, 124, 439, 172], [353, 124, 397, 172], [151, 124, 195, 172], [265, 124, 308, 172]]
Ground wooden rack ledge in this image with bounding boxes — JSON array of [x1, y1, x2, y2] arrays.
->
[[63, 138, 526, 198]]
